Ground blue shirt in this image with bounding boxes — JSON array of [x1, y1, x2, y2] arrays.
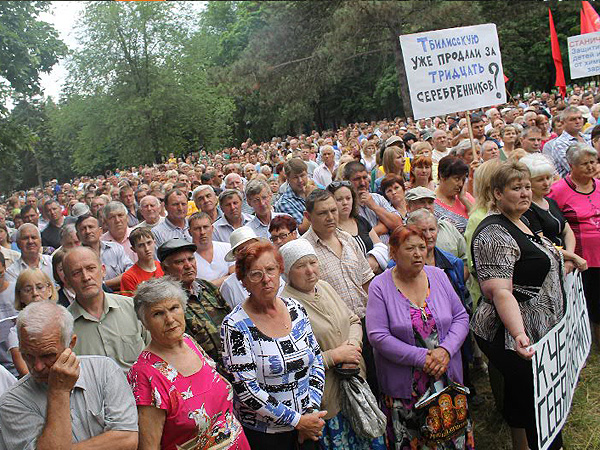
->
[[275, 186, 306, 225]]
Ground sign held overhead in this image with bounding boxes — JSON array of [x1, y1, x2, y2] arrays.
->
[[568, 31, 600, 79], [399, 24, 506, 119]]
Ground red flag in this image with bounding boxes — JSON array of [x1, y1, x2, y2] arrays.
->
[[549, 8, 566, 98], [581, 7, 594, 34], [503, 73, 509, 83], [582, 1, 600, 32]]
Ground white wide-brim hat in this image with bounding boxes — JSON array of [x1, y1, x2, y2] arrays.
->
[[225, 226, 264, 262]]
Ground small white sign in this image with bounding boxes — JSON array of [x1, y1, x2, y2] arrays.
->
[[568, 31, 600, 79], [532, 272, 591, 450], [399, 24, 506, 119]]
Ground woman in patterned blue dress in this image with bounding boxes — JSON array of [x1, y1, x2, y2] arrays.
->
[[221, 240, 326, 449]]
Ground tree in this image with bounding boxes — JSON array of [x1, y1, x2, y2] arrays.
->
[[55, 1, 235, 174], [0, 1, 66, 193]]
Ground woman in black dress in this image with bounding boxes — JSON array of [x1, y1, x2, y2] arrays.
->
[[520, 153, 587, 273], [471, 160, 565, 450]]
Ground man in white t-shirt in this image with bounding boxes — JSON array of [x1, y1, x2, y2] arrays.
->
[[189, 212, 233, 287], [431, 130, 450, 162]]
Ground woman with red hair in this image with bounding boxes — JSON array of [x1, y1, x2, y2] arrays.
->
[[407, 156, 435, 191], [221, 241, 326, 449], [366, 225, 472, 448]]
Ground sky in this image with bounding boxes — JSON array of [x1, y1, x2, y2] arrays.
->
[[38, 1, 84, 100]]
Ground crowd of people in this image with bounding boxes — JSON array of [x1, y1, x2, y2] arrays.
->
[[0, 85, 599, 449]]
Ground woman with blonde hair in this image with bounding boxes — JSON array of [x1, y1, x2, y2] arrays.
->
[[8, 268, 58, 376], [374, 145, 406, 193]]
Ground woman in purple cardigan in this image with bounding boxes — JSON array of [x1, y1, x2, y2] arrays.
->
[[366, 225, 472, 449]]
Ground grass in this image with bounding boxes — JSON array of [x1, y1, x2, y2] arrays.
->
[[472, 350, 600, 449]]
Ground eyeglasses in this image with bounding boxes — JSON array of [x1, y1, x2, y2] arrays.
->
[[247, 265, 280, 283], [21, 283, 50, 294], [270, 231, 292, 243]]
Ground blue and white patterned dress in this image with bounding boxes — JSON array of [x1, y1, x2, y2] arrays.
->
[[221, 297, 325, 434]]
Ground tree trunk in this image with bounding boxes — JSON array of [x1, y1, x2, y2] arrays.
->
[[391, 28, 413, 118]]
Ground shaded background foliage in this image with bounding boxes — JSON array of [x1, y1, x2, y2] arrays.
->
[[0, 0, 596, 192]]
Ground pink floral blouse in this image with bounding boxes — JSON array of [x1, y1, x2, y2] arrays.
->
[[127, 335, 250, 450]]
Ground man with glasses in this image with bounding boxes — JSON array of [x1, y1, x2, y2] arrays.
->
[[158, 238, 231, 371]]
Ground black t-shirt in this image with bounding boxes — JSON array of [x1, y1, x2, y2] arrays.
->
[[522, 197, 566, 247], [351, 215, 374, 256]]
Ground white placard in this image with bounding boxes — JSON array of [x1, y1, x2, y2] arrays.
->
[[532, 272, 591, 450], [568, 32, 600, 79], [399, 24, 506, 119]]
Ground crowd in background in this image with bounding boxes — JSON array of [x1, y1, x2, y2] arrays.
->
[[0, 84, 599, 449]]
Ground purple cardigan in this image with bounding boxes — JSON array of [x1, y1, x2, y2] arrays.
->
[[366, 265, 469, 399]]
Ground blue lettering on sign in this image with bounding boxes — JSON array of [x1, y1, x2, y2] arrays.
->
[[427, 63, 484, 83], [417, 34, 480, 53]]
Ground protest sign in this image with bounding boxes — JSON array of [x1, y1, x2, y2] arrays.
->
[[532, 272, 591, 450], [568, 31, 600, 79], [399, 24, 506, 119]]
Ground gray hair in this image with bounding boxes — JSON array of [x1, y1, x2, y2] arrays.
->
[[561, 105, 582, 121], [520, 125, 541, 139], [224, 173, 242, 185], [59, 223, 77, 244], [218, 189, 243, 205], [565, 142, 598, 166], [451, 139, 480, 157], [320, 144, 334, 155], [17, 301, 74, 348], [519, 153, 555, 178], [16, 223, 40, 241], [103, 201, 127, 219], [245, 179, 269, 199], [140, 194, 160, 207], [192, 185, 215, 200], [485, 108, 499, 119], [133, 276, 188, 324], [406, 208, 438, 227]]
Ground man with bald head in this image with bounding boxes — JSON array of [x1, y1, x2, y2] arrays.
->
[[431, 129, 450, 163], [0, 301, 138, 449], [135, 194, 164, 229], [5, 224, 54, 283], [63, 246, 148, 373], [224, 172, 253, 214]]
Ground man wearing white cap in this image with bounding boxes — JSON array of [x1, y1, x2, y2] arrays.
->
[[220, 227, 284, 309]]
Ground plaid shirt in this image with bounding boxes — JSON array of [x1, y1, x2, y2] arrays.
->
[[302, 228, 374, 318], [184, 279, 232, 372], [543, 131, 591, 178], [275, 186, 306, 225]]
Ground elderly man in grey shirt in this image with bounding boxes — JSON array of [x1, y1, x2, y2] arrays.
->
[[0, 301, 138, 449]]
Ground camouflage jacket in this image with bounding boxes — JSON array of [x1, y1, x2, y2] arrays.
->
[[184, 279, 232, 372]]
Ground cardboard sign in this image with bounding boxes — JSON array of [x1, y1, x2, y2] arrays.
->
[[532, 272, 591, 450], [399, 24, 506, 119], [568, 31, 600, 79]]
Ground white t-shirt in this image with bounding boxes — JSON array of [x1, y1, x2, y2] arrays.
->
[[432, 149, 450, 163], [194, 241, 233, 282]]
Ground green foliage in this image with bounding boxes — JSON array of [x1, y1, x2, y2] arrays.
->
[[53, 1, 235, 175], [4, 0, 600, 192], [0, 1, 67, 193]]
